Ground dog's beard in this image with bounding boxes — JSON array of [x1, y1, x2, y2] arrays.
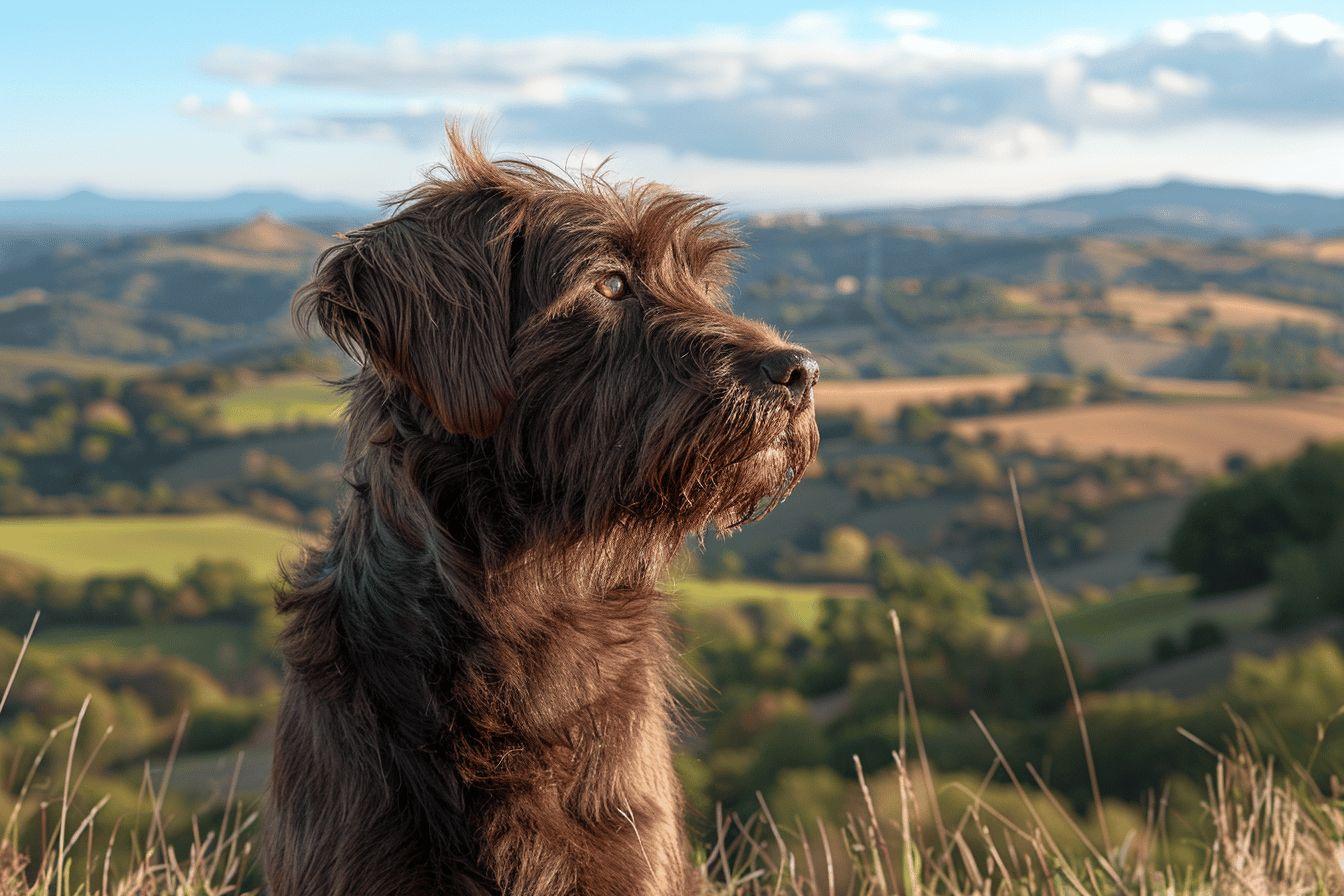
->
[[634, 390, 819, 535], [709, 411, 818, 531], [510, 379, 819, 541]]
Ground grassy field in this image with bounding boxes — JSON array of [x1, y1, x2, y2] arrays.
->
[[0, 512, 306, 580], [38, 619, 263, 677], [1051, 584, 1273, 667], [954, 392, 1344, 474], [668, 576, 870, 628], [210, 374, 343, 433]]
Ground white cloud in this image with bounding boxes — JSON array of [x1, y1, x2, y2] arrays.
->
[[177, 89, 260, 122], [877, 9, 937, 33], [1084, 81, 1157, 115], [1277, 13, 1344, 45], [1201, 12, 1275, 42], [189, 12, 1344, 168], [1150, 66, 1209, 98], [225, 90, 254, 117]]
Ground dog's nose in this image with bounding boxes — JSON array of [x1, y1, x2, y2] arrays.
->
[[760, 349, 819, 402]]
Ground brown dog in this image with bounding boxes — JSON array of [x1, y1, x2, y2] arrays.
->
[[266, 131, 819, 896]]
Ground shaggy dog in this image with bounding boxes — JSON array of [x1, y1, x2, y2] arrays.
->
[[266, 132, 820, 896]]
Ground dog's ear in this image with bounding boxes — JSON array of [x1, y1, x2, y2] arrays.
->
[[295, 209, 516, 438]]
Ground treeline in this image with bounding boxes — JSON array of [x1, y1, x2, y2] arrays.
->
[[0, 353, 341, 526], [1169, 440, 1344, 624], [1216, 326, 1344, 390], [678, 540, 1344, 835], [0, 557, 274, 628]]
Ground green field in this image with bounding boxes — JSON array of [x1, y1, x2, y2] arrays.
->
[[38, 620, 264, 676], [210, 375, 343, 433], [0, 513, 305, 580], [669, 576, 870, 627], [1050, 583, 1273, 667]]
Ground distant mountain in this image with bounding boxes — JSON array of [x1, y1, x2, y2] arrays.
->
[[7, 180, 1344, 242], [0, 189, 376, 232], [836, 180, 1344, 240]]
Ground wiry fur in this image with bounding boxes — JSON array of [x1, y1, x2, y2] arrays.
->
[[266, 130, 820, 896]]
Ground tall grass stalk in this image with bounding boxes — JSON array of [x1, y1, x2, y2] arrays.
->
[[0, 614, 257, 895]]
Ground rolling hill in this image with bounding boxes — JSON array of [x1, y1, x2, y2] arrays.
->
[[2, 182, 1343, 390], [0, 215, 331, 365]]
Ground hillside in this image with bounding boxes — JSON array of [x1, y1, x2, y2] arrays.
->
[[0, 215, 331, 365]]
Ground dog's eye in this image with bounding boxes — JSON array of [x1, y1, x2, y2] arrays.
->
[[595, 272, 629, 300]]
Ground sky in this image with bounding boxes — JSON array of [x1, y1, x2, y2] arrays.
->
[[5, 1, 1344, 210]]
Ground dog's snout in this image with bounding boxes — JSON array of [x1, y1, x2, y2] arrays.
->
[[760, 349, 820, 402]]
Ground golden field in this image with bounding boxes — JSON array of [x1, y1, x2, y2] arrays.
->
[[952, 391, 1344, 474]]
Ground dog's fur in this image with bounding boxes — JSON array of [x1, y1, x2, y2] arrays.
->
[[265, 132, 819, 896]]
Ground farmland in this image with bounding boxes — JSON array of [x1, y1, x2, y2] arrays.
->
[[952, 392, 1344, 474], [669, 576, 871, 627], [209, 373, 343, 433], [1049, 583, 1273, 668], [0, 512, 307, 579], [1105, 285, 1341, 330], [814, 374, 1031, 418]]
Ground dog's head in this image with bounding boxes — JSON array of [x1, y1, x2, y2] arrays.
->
[[297, 130, 819, 539]]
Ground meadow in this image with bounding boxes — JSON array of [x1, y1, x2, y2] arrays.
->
[[209, 373, 343, 433], [0, 513, 306, 579], [1047, 582, 1272, 667]]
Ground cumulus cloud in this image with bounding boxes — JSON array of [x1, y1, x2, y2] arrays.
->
[[877, 9, 938, 32], [189, 12, 1344, 164], [177, 90, 258, 121]]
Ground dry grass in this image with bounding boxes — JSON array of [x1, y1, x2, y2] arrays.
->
[[1106, 286, 1340, 331], [1260, 237, 1344, 266], [954, 393, 1344, 474], [0, 617, 258, 895], [703, 480, 1344, 895], [816, 374, 1260, 422], [705, 726, 1344, 896], [815, 376, 1032, 419]]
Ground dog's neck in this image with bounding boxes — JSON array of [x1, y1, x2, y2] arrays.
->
[[307, 375, 680, 642]]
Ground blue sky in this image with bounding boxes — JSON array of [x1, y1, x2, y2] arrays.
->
[[6, 2, 1344, 209]]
